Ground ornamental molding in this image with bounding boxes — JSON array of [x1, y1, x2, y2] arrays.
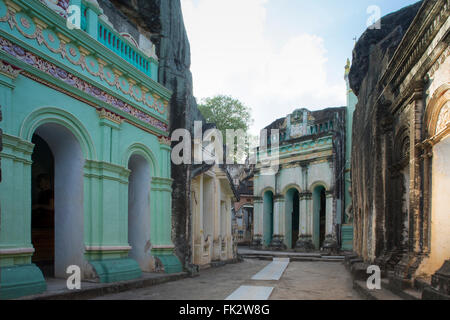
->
[[158, 135, 171, 146], [0, 36, 168, 133], [436, 101, 450, 135], [427, 46, 450, 79], [382, 0, 450, 92], [97, 107, 123, 124], [0, 0, 169, 116], [0, 59, 21, 78]]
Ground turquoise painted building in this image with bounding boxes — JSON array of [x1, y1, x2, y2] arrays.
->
[[0, 0, 181, 300]]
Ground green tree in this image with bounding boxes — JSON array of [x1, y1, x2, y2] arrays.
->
[[198, 95, 253, 135], [198, 95, 254, 163]]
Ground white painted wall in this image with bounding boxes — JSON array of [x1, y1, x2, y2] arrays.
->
[[128, 154, 152, 272], [35, 123, 85, 279], [419, 135, 450, 276]]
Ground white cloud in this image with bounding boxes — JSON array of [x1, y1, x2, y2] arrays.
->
[[181, 0, 346, 135]]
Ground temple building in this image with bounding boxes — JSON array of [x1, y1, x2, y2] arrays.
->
[[232, 163, 254, 245], [190, 164, 237, 268], [188, 123, 238, 268], [0, 0, 181, 299], [252, 105, 350, 251], [349, 0, 450, 299]]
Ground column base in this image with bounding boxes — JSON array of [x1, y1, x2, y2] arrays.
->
[[390, 253, 422, 290], [89, 258, 142, 283], [323, 235, 338, 251], [152, 248, 183, 274], [422, 260, 450, 300], [295, 235, 315, 252], [0, 264, 46, 300], [269, 235, 287, 251], [251, 235, 263, 249]]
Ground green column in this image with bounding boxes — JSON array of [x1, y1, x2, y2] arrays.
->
[[0, 72, 46, 299], [83, 116, 141, 283], [150, 141, 182, 273]]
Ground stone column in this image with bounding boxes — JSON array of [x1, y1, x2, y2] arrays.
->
[[393, 88, 425, 288], [296, 192, 314, 251], [212, 177, 221, 260], [252, 197, 263, 248], [192, 175, 203, 265], [270, 195, 286, 250], [323, 191, 337, 250]]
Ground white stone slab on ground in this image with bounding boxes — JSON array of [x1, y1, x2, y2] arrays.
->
[[251, 258, 290, 281], [226, 286, 274, 300]]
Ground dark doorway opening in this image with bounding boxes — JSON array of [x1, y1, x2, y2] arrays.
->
[[31, 134, 55, 277], [319, 188, 326, 248], [292, 191, 300, 248]]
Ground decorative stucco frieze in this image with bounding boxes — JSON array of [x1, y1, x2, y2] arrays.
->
[[0, 37, 169, 133], [0, 0, 169, 117], [97, 107, 123, 125], [158, 135, 171, 146], [0, 59, 21, 78], [436, 101, 450, 135]]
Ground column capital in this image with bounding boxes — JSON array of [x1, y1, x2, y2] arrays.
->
[[97, 108, 124, 128], [300, 192, 312, 200], [254, 197, 263, 203]]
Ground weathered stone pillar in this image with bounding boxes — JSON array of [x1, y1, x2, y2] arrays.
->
[[270, 195, 286, 250], [252, 197, 263, 248], [393, 87, 425, 289], [323, 191, 337, 250], [212, 177, 221, 260], [296, 192, 314, 251], [192, 175, 203, 265]]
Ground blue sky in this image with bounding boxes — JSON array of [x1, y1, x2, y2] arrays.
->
[[181, 0, 421, 134]]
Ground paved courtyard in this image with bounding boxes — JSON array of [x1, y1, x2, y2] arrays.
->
[[92, 259, 363, 300]]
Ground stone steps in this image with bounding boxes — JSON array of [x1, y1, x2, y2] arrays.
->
[[18, 272, 189, 300], [353, 280, 403, 300]]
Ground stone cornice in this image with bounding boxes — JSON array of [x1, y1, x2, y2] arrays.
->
[[381, 0, 449, 92]]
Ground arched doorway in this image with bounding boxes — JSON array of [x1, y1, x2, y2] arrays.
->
[[31, 123, 84, 278], [285, 188, 300, 249], [128, 154, 151, 272], [263, 191, 274, 247], [313, 186, 326, 250]]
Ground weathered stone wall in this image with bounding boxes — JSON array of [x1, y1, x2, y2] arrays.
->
[[349, 2, 422, 263], [109, 0, 206, 269], [350, 0, 450, 298]]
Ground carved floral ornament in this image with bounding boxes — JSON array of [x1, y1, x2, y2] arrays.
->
[[97, 108, 123, 124], [158, 136, 171, 146], [0, 0, 168, 116], [0, 34, 168, 133], [423, 85, 450, 146], [0, 59, 21, 78], [436, 101, 450, 135]]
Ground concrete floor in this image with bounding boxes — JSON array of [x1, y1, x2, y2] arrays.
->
[[92, 259, 363, 300]]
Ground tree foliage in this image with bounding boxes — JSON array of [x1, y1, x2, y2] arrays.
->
[[198, 95, 253, 135]]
